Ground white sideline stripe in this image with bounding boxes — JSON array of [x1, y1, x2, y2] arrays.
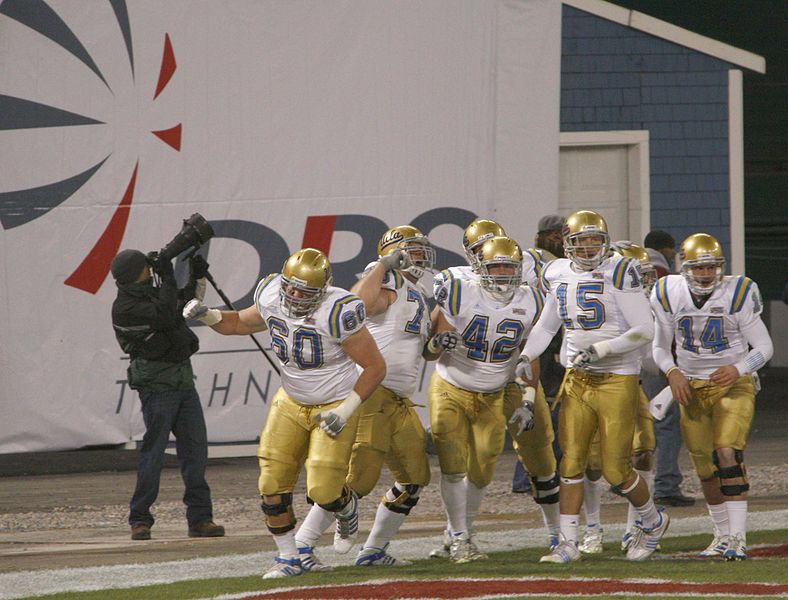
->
[[1, 510, 786, 600]]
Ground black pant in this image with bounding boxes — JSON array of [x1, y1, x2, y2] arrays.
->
[[129, 388, 213, 527]]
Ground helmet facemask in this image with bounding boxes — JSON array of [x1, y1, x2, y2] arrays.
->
[[280, 276, 329, 318], [565, 232, 610, 271], [480, 259, 522, 302], [398, 237, 436, 280], [681, 259, 724, 296], [640, 264, 656, 295]]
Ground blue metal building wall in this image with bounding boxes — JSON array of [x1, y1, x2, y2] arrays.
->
[[561, 5, 737, 257]]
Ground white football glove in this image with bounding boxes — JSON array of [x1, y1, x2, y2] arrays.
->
[[427, 331, 459, 354], [379, 249, 411, 271], [315, 391, 362, 438], [183, 299, 222, 326], [571, 341, 611, 368], [509, 383, 536, 436], [514, 356, 534, 382]]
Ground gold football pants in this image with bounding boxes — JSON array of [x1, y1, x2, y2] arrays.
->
[[587, 385, 655, 471], [428, 372, 505, 489], [257, 387, 359, 505], [502, 381, 556, 478], [559, 369, 639, 487], [680, 375, 755, 480], [346, 385, 431, 497]]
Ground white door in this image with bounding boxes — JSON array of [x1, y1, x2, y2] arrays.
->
[[558, 132, 650, 245]]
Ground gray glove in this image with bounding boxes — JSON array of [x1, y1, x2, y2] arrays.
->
[[379, 249, 411, 271], [572, 344, 603, 368], [315, 410, 347, 437], [183, 299, 222, 326], [427, 331, 459, 354], [509, 400, 535, 436], [515, 357, 534, 381]]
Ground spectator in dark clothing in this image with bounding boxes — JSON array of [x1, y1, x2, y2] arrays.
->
[[644, 230, 677, 278], [111, 249, 225, 540]]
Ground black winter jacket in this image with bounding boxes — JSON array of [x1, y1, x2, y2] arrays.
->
[[112, 275, 199, 390]]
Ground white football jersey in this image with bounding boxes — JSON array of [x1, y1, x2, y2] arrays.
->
[[362, 264, 431, 397], [254, 274, 365, 405], [433, 269, 544, 392], [541, 255, 647, 375], [651, 275, 764, 379]]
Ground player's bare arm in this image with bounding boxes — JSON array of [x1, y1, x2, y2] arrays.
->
[[350, 262, 397, 317], [341, 326, 386, 400]]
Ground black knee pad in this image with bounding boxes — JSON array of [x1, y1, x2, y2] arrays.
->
[[382, 484, 421, 515], [261, 492, 293, 516], [261, 493, 295, 534], [317, 486, 352, 513], [531, 473, 560, 505], [713, 449, 749, 496]]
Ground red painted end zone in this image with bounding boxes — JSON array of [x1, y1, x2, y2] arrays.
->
[[246, 577, 788, 599]]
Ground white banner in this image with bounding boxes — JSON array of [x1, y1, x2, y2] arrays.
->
[[0, 0, 561, 453]]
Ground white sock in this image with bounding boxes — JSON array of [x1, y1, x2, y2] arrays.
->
[[540, 502, 560, 537], [583, 475, 603, 528], [627, 469, 653, 533], [726, 500, 747, 540], [294, 504, 334, 547], [272, 531, 298, 558], [707, 502, 729, 536], [440, 474, 467, 536], [559, 514, 580, 544], [633, 497, 660, 530], [465, 479, 485, 532], [365, 486, 411, 550]]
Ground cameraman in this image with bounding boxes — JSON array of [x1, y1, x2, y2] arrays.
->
[[111, 248, 224, 541]]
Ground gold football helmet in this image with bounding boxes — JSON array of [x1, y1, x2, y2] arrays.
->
[[377, 225, 435, 279], [563, 210, 610, 271], [463, 218, 506, 271], [611, 240, 656, 295], [679, 233, 724, 296], [280, 248, 332, 317], [478, 236, 523, 302]]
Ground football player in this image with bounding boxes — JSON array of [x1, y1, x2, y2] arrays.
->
[[517, 210, 667, 563], [429, 219, 561, 555], [426, 235, 543, 563], [577, 242, 658, 555], [651, 233, 773, 561], [183, 248, 386, 578], [293, 226, 434, 568]]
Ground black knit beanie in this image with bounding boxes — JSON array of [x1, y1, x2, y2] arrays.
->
[[111, 249, 148, 284]]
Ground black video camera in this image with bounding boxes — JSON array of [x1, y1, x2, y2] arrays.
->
[[147, 213, 214, 275]]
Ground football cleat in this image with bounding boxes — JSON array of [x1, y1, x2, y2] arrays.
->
[[429, 529, 451, 559], [467, 536, 488, 561], [333, 491, 359, 554], [723, 533, 747, 561], [578, 526, 604, 554], [355, 543, 412, 567], [549, 534, 560, 551], [448, 532, 485, 563], [627, 508, 670, 561], [621, 531, 634, 554], [296, 542, 332, 572], [539, 537, 581, 563], [699, 533, 729, 557], [262, 555, 303, 579]]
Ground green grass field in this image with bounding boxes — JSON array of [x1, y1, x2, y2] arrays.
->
[[24, 529, 788, 600]]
